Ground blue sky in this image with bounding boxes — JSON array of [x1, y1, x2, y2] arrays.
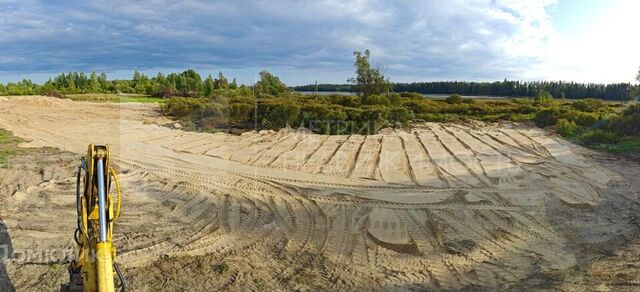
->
[[0, 0, 638, 85]]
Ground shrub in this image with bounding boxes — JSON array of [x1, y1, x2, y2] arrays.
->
[[623, 104, 640, 116], [42, 89, 63, 98], [516, 104, 537, 114], [162, 97, 208, 118], [446, 94, 463, 104], [400, 92, 424, 100], [571, 98, 606, 112], [257, 100, 300, 129], [534, 109, 559, 127], [389, 107, 414, 126], [228, 102, 254, 124], [579, 129, 619, 145], [462, 98, 476, 104], [535, 90, 554, 104], [570, 110, 599, 127], [327, 94, 360, 107], [362, 94, 390, 106], [388, 93, 402, 106], [608, 110, 640, 137], [556, 119, 580, 137], [510, 98, 534, 105]]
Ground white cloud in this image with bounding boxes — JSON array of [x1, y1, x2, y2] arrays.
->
[[524, 0, 640, 83], [2, 0, 633, 84]]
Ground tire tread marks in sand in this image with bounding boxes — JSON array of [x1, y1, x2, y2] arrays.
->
[[428, 126, 490, 187], [302, 135, 347, 174], [416, 131, 478, 187], [321, 135, 364, 177], [350, 135, 382, 180], [378, 135, 413, 184]]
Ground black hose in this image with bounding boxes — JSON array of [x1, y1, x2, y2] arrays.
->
[[73, 228, 81, 246], [76, 164, 82, 224], [75, 163, 83, 246], [114, 263, 126, 292]]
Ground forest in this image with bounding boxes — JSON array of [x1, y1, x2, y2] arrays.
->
[[0, 70, 248, 98], [293, 80, 635, 101]]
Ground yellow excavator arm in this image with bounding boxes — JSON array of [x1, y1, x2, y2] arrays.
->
[[62, 145, 125, 292]]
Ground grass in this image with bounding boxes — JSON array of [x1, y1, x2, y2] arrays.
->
[[592, 137, 640, 153], [211, 262, 229, 275], [65, 93, 167, 104], [0, 128, 25, 168]]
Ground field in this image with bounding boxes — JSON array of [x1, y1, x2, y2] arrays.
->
[[1, 96, 640, 290]]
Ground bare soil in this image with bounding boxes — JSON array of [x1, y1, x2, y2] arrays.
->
[[0, 96, 639, 291]]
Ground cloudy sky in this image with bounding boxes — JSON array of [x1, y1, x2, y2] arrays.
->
[[0, 0, 638, 85]]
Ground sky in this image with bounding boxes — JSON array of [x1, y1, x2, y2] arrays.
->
[[0, 0, 638, 85]]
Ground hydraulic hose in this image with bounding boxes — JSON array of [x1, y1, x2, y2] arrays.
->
[[110, 168, 122, 222]]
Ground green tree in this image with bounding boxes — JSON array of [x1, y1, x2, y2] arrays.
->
[[255, 70, 290, 97], [203, 75, 216, 97], [178, 69, 202, 95], [535, 90, 554, 105], [215, 72, 229, 89], [348, 49, 390, 97]]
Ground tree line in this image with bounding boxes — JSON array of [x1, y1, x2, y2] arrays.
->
[[0, 70, 274, 98], [294, 80, 637, 101]]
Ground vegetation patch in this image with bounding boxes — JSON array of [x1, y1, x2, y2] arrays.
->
[[211, 262, 229, 275], [0, 129, 25, 168], [65, 94, 167, 103]]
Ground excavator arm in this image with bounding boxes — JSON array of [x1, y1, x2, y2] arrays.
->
[[62, 145, 126, 292]]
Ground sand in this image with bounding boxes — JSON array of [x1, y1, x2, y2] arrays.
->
[[0, 95, 633, 291]]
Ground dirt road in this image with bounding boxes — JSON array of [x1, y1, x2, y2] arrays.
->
[[0, 96, 638, 291]]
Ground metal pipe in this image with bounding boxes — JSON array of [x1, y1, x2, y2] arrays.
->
[[97, 158, 108, 242]]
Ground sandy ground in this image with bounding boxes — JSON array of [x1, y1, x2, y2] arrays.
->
[[0, 95, 639, 291]]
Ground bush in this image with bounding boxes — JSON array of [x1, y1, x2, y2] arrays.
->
[[228, 102, 254, 124], [362, 95, 390, 106], [388, 93, 402, 106], [579, 129, 619, 145], [571, 98, 606, 112], [556, 119, 580, 137], [389, 107, 414, 126], [535, 90, 554, 104], [608, 106, 640, 136], [462, 98, 476, 104], [570, 110, 599, 127], [162, 97, 208, 118], [534, 109, 559, 127], [42, 89, 63, 98], [327, 94, 360, 107], [257, 100, 300, 129], [446, 94, 463, 104], [623, 104, 640, 116], [399, 92, 423, 100]]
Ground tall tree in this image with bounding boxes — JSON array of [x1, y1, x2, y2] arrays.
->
[[203, 74, 216, 97], [255, 70, 289, 97], [215, 72, 229, 89], [348, 49, 390, 97]]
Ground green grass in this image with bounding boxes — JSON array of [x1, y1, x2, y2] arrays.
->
[[211, 262, 229, 275], [65, 93, 167, 104], [0, 128, 24, 168], [592, 137, 640, 153]]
